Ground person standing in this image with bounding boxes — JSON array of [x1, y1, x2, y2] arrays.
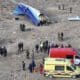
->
[[62, 4, 65, 10], [70, 7, 72, 13], [22, 61, 26, 71], [0, 47, 3, 56], [58, 5, 61, 10], [28, 63, 33, 73], [35, 44, 39, 53], [20, 24, 25, 31], [58, 32, 60, 41], [3, 46, 7, 57], [31, 59, 36, 72], [28, 60, 36, 73], [39, 63, 43, 74], [68, 44, 72, 48], [18, 42, 24, 53], [61, 32, 64, 41], [54, 44, 59, 48], [40, 42, 43, 52], [26, 49, 30, 59], [32, 50, 34, 59], [60, 44, 64, 48]]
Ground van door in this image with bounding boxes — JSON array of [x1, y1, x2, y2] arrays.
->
[[65, 66, 74, 77], [54, 65, 66, 77]]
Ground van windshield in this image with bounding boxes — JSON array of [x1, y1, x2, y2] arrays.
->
[[71, 65, 76, 70]]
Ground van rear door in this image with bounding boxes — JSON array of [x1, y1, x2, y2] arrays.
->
[[54, 65, 66, 77]]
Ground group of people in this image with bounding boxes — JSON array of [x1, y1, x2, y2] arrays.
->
[[22, 59, 36, 73], [50, 43, 72, 48], [0, 46, 7, 57], [18, 37, 72, 73], [17, 32, 71, 56], [35, 40, 72, 54], [58, 4, 73, 13], [22, 59, 44, 74], [34, 32, 70, 54], [35, 40, 50, 54]]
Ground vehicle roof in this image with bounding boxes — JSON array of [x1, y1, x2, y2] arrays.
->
[[49, 48, 77, 58]]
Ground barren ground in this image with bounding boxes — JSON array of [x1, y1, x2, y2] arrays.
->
[[0, 0, 80, 80]]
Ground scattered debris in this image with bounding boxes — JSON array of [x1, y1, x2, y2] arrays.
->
[[68, 16, 80, 21]]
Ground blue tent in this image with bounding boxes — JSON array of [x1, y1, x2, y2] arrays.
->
[[13, 3, 42, 26]]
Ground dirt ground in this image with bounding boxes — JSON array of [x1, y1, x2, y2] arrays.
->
[[0, 0, 80, 80]]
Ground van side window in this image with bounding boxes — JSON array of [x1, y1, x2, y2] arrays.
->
[[67, 66, 73, 71], [75, 56, 80, 59], [55, 66, 64, 71]]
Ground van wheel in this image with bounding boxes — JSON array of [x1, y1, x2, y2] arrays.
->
[[72, 75, 76, 79], [44, 73, 46, 77], [49, 75, 53, 78]]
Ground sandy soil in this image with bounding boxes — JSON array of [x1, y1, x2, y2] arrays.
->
[[0, 0, 80, 80]]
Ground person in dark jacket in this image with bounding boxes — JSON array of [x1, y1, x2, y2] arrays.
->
[[35, 44, 39, 53], [45, 40, 49, 52], [18, 42, 24, 53], [54, 44, 59, 48], [70, 7, 72, 13], [60, 44, 64, 48], [51, 43, 54, 48], [58, 5, 61, 10], [28, 63, 33, 73], [28, 60, 36, 73], [61, 32, 64, 41], [43, 40, 49, 53], [26, 49, 30, 59], [40, 41, 43, 52], [22, 61, 26, 71], [3, 46, 7, 57], [68, 44, 72, 48], [0, 47, 3, 56], [31, 59, 36, 70], [20, 24, 25, 31]]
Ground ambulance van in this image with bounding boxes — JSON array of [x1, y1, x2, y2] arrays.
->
[[44, 58, 80, 78]]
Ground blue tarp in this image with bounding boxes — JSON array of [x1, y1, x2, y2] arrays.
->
[[13, 3, 41, 25]]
